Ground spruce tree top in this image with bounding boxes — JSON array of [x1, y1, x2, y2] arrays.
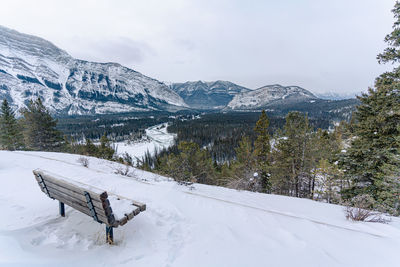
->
[[377, 1, 400, 64]]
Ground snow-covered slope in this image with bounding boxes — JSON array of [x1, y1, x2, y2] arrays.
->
[[1, 150, 400, 267], [170, 80, 250, 109], [226, 84, 317, 110], [0, 26, 187, 115]]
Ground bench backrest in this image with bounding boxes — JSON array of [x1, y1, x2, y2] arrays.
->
[[33, 169, 117, 226]]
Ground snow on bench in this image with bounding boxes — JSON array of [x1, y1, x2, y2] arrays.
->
[[33, 169, 146, 244]]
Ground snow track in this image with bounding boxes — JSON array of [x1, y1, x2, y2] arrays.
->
[[184, 191, 386, 238]]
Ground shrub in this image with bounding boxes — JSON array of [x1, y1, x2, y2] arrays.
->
[[77, 157, 89, 168], [344, 194, 389, 223], [113, 164, 136, 178]]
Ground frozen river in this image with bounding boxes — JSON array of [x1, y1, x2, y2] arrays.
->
[[114, 122, 176, 163]]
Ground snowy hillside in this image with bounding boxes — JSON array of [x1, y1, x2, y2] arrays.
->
[[226, 84, 317, 110], [1, 150, 400, 267], [0, 26, 187, 115]]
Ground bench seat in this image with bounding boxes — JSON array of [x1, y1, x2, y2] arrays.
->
[[33, 168, 146, 243]]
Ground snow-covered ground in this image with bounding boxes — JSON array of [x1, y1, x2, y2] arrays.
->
[[1, 151, 400, 267], [114, 123, 175, 163]]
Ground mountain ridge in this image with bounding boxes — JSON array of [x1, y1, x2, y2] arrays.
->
[[0, 25, 357, 115], [0, 25, 187, 115]]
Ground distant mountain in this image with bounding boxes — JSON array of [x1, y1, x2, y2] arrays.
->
[[223, 84, 359, 121], [226, 84, 317, 110], [315, 91, 359, 100], [170, 80, 250, 109], [0, 26, 187, 115], [268, 98, 359, 122]]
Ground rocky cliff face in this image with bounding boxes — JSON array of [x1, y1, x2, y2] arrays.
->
[[0, 26, 187, 115]]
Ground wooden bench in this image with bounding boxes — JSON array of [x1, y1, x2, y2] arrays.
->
[[33, 169, 146, 244]]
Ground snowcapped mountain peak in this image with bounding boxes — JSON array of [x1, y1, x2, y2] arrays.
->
[[226, 84, 316, 110], [256, 84, 316, 97], [0, 25, 70, 61], [0, 25, 187, 115]]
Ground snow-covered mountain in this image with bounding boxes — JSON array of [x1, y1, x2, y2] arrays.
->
[[0, 26, 187, 115], [226, 84, 317, 110], [0, 25, 358, 115], [170, 80, 250, 109], [315, 91, 359, 100]]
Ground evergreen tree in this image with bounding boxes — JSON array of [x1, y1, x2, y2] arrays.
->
[[217, 162, 233, 186], [84, 139, 97, 156], [377, 1, 400, 65], [0, 99, 24, 150], [21, 98, 62, 151], [308, 128, 342, 199], [229, 136, 257, 191], [339, 1, 400, 215], [153, 141, 216, 185], [314, 159, 341, 204], [253, 110, 271, 192], [177, 141, 216, 184], [270, 112, 312, 197], [98, 133, 115, 160]]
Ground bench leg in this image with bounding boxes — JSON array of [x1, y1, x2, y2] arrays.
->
[[59, 201, 65, 217], [106, 226, 113, 244]]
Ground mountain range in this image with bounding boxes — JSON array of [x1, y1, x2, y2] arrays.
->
[[0, 25, 357, 116], [0, 26, 186, 115]]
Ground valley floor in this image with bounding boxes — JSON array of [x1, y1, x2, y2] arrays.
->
[[0, 151, 399, 267], [113, 122, 175, 163]]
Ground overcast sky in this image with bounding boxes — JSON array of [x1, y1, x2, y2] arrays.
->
[[0, 0, 395, 94]]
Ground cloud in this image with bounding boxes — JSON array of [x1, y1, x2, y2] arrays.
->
[[69, 37, 154, 66], [0, 0, 396, 93]]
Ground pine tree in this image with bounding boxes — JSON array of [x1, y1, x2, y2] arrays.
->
[[253, 110, 271, 192], [84, 139, 97, 156], [21, 98, 62, 151], [314, 159, 341, 204], [0, 99, 24, 150], [153, 141, 216, 185], [98, 133, 115, 159], [339, 1, 400, 215], [308, 128, 342, 199], [229, 136, 257, 191], [377, 1, 400, 65], [270, 112, 312, 197]]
